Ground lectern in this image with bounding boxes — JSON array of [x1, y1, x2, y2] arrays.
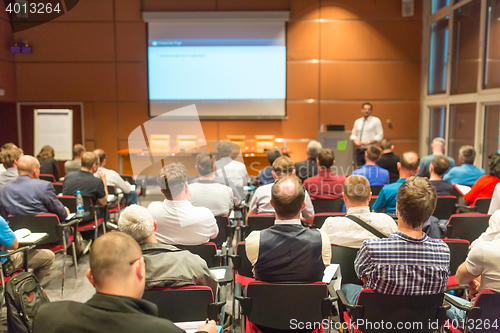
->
[[317, 131, 355, 175]]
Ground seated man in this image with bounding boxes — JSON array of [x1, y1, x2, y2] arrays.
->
[[429, 155, 454, 196], [294, 140, 322, 183], [148, 163, 218, 245], [444, 145, 485, 185], [0, 215, 54, 283], [64, 144, 85, 174], [0, 155, 69, 221], [215, 141, 249, 187], [0, 147, 23, 188], [118, 205, 218, 294], [246, 175, 331, 283], [320, 175, 397, 248], [417, 137, 455, 178], [342, 177, 450, 306], [372, 151, 419, 214], [352, 145, 389, 186], [249, 156, 314, 225], [63, 152, 108, 206], [303, 148, 346, 199], [188, 152, 233, 216], [0, 143, 17, 174], [258, 148, 281, 185], [376, 139, 400, 183], [33, 232, 217, 333], [94, 148, 138, 206]]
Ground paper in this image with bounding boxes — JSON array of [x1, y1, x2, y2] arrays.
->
[[174, 321, 222, 333], [66, 213, 76, 220], [14, 229, 48, 243], [455, 184, 471, 196], [322, 264, 339, 283], [337, 140, 347, 151], [210, 268, 226, 280]]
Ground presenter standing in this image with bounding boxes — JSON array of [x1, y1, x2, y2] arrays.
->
[[350, 103, 383, 168]]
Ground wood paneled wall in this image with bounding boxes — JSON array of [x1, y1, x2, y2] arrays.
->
[[6, 0, 422, 170], [0, 2, 16, 103]]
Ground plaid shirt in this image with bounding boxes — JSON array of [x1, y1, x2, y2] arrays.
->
[[355, 231, 450, 295]]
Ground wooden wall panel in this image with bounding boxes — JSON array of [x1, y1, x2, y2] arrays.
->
[[142, 0, 216, 11], [117, 63, 148, 101], [116, 23, 147, 61], [200, 120, 218, 140], [0, 102, 18, 146], [282, 102, 319, 139], [219, 120, 283, 141], [117, 102, 149, 141], [83, 102, 95, 141], [55, 0, 114, 21], [284, 141, 308, 163], [93, 102, 118, 169], [321, 0, 422, 20], [0, 61, 16, 102], [16, 63, 116, 101], [290, 0, 320, 20], [14, 23, 115, 62], [0, 19, 14, 62], [216, 0, 289, 11], [115, 0, 143, 21], [287, 21, 319, 60], [390, 140, 419, 156], [287, 62, 319, 100]]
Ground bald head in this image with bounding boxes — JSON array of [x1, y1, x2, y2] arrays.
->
[[399, 151, 420, 178], [17, 155, 40, 178], [271, 176, 305, 220]]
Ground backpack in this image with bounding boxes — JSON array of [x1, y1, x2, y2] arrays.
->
[[5, 271, 50, 333], [422, 215, 448, 238]]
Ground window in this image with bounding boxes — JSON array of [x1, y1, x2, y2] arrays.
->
[[449, 103, 476, 163], [429, 107, 447, 154], [483, 105, 500, 173], [484, 0, 500, 89], [428, 18, 449, 95], [432, 0, 451, 13]]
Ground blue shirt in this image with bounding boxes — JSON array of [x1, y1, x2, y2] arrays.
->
[[443, 164, 485, 186], [0, 216, 16, 263], [352, 164, 390, 186], [258, 167, 274, 185], [355, 231, 450, 295], [416, 154, 455, 178], [372, 178, 406, 214]]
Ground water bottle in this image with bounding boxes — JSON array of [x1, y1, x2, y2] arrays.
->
[[76, 190, 84, 217]]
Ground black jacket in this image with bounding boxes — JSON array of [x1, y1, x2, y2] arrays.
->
[[294, 158, 319, 183]]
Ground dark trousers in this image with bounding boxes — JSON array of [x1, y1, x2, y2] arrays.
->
[[355, 148, 367, 168]]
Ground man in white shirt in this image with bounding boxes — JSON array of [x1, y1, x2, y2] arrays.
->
[[249, 156, 314, 225], [215, 141, 249, 187], [321, 175, 397, 248], [94, 149, 138, 206], [148, 163, 218, 245], [350, 103, 384, 168], [470, 209, 500, 249], [188, 152, 234, 216]]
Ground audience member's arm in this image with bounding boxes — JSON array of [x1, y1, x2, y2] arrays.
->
[[457, 242, 485, 298], [488, 183, 500, 214], [319, 230, 331, 267], [197, 320, 218, 333], [6, 237, 18, 251], [109, 170, 132, 194], [96, 171, 108, 206], [354, 242, 371, 281], [301, 193, 315, 226], [44, 183, 68, 220], [463, 178, 483, 205], [208, 217, 219, 239], [470, 210, 500, 249], [371, 190, 385, 213], [244, 231, 261, 266]]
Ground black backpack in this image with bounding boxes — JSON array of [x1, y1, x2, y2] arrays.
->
[[5, 271, 50, 333]]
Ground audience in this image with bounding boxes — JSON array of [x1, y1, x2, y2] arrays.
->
[[352, 145, 389, 186], [64, 144, 86, 174], [294, 140, 322, 183], [443, 145, 485, 186], [429, 155, 454, 196], [215, 141, 249, 187], [320, 175, 397, 248], [258, 148, 281, 185], [376, 139, 400, 183], [0, 147, 23, 188], [372, 151, 419, 214], [0, 143, 17, 174], [0, 155, 69, 221], [463, 153, 500, 205], [0, 214, 54, 283], [148, 163, 218, 245], [37, 145, 59, 181], [303, 148, 346, 199], [118, 205, 218, 294], [33, 232, 218, 333], [63, 152, 108, 206], [94, 148, 138, 206], [189, 152, 234, 216], [342, 176, 450, 305], [416, 137, 455, 178], [249, 156, 314, 225]]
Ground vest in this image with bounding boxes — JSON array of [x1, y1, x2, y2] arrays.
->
[[254, 224, 325, 283]]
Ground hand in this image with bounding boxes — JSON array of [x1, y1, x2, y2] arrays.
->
[[198, 320, 218, 333], [361, 141, 370, 145], [353, 139, 361, 147], [467, 279, 480, 299], [97, 170, 107, 184], [64, 206, 70, 215]]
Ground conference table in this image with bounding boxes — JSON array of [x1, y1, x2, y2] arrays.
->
[[117, 148, 291, 177]]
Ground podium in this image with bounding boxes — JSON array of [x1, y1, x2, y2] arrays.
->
[[317, 131, 355, 175]]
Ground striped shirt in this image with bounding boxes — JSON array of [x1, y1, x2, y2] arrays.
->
[[355, 231, 450, 295]]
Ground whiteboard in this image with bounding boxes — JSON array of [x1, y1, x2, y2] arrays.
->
[[34, 109, 73, 160]]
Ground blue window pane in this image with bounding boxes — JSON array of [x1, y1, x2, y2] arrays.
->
[[428, 18, 449, 95], [432, 0, 450, 13]]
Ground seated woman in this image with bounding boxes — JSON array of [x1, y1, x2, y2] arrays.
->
[[37, 145, 59, 181], [464, 153, 500, 205]]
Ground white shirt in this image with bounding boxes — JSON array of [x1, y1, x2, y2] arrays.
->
[[97, 167, 133, 194], [148, 199, 218, 245], [471, 209, 500, 249], [488, 182, 500, 214], [320, 206, 397, 248], [249, 183, 315, 219], [0, 164, 5, 174], [188, 180, 234, 216], [466, 233, 500, 293], [350, 115, 384, 148], [215, 157, 249, 187]]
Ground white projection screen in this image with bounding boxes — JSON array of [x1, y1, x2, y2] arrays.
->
[[144, 12, 289, 118]]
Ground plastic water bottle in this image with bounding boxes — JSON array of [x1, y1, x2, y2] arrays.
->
[[76, 190, 84, 217]]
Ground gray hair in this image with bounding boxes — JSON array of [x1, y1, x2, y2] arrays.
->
[[307, 140, 322, 158], [118, 205, 155, 244], [459, 145, 475, 164]]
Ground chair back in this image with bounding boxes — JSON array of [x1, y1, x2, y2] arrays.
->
[[331, 245, 362, 285], [57, 195, 92, 213], [254, 135, 275, 153], [369, 196, 377, 210], [52, 182, 63, 195], [149, 134, 170, 151], [470, 290, 500, 333], [312, 213, 346, 229], [176, 135, 197, 151], [142, 286, 217, 322], [39, 174, 56, 182], [446, 213, 490, 243], [176, 243, 219, 267], [441, 239, 470, 275], [474, 197, 492, 214], [227, 135, 246, 151], [353, 289, 446, 333], [247, 214, 275, 234], [7, 214, 62, 244], [311, 198, 344, 213], [213, 215, 229, 247], [370, 185, 383, 196], [233, 242, 254, 279], [433, 196, 458, 220], [120, 174, 136, 185], [243, 282, 331, 330]]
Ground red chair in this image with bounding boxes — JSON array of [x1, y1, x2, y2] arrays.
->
[[39, 174, 56, 182], [446, 213, 490, 243], [440, 239, 470, 291], [57, 195, 107, 241], [473, 197, 492, 214], [51, 182, 63, 195], [312, 212, 346, 229]]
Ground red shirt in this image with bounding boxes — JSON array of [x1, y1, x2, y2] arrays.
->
[[303, 170, 346, 199], [463, 175, 500, 205]]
